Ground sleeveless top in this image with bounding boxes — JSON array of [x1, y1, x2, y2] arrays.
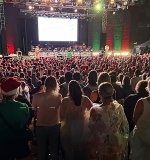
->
[[136, 98, 150, 129], [135, 98, 150, 143]]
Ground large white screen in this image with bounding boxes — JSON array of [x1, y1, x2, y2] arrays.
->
[[38, 17, 78, 42]]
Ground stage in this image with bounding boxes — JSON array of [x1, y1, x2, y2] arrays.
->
[[28, 51, 95, 58]]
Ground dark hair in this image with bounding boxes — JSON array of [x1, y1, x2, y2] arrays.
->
[[142, 73, 147, 80], [55, 71, 59, 79], [135, 80, 148, 94], [41, 75, 47, 85], [109, 71, 117, 83], [65, 72, 72, 83], [69, 80, 82, 106], [98, 72, 110, 85], [122, 76, 130, 86], [118, 73, 123, 83], [73, 72, 81, 81], [37, 80, 42, 87], [88, 70, 97, 86], [59, 76, 65, 85], [135, 69, 141, 77], [45, 76, 58, 92], [20, 72, 25, 79]]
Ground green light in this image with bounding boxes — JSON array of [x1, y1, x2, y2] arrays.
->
[[93, 31, 100, 51], [95, 3, 102, 11], [113, 12, 123, 50]]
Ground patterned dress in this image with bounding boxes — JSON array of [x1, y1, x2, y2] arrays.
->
[[88, 100, 129, 160]]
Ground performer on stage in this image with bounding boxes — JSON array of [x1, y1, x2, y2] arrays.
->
[[105, 45, 109, 56], [35, 45, 40, 59], [16, 48, 22, 59], [82, 43, 87, 51]]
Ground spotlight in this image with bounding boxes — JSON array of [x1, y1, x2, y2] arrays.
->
[[74, 9, 78, 12], [94, 3, 102, 11], [28, 5, 33, 10], [113, 11, 116, 14], [50, 7, 54, 11], [123, 1, 128, 5], [77, 0, 83, 4]]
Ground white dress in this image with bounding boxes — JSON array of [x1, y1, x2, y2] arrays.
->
[[131, 98, 150, 160]]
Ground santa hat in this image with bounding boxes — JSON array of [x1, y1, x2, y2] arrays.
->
[[1, 77, 21, 96]]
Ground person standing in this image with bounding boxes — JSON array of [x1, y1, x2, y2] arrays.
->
[[130, 69, 142, 92], [88, 82, 129, 160], [32, 76, 62, 160], [0, 77, 30, 160], [35, 45, 40, 59], [130, 80, 150, 160], [60, 80, 93, 160]]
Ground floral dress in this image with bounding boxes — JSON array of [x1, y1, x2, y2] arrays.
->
[[88, 101, 129, 160]]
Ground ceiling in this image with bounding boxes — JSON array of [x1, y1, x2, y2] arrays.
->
[[4, 0, 140, 18]]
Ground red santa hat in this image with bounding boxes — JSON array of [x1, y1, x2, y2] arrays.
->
[[1, 77, 21, 96]]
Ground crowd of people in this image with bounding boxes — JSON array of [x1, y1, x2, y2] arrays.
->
[[0, 54, 150, 160]]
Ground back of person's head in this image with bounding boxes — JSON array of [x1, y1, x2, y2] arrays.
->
[[41, 75, 47, 85], [20, 72, 25, 79], [122, 76, 131, 86], [59, 76, 65, 85], [69, 80, 82, 106], [73, 72, 81, 82], [135, 80, 148, 95], [21, 81, 26, 89], [36, 80, 42, 87], [27, 78, 32, 84], [118, 73, 123, 83], [65, 72, 72, 83], [135, 69, 141, 77], [88, 70, 97, 86], [98, 72, 111, 85], [142, 73, 147, 80], [98, 82, 114, 99], [45, 76, 59, 93], [55, 71, 59, 79], [48, 69, 51, 75], [109, 71, 117, 83], [10, 72, 15, 77]]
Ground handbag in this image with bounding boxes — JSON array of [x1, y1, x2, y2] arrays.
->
[[0, 111, 33, 158]]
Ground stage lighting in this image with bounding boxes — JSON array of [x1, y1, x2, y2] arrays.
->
[[94, 3, 102, 11], [123, 1, 128, 5], [114, 52, 120, 56], [92, 52, 99, 56], [50, 7, 54, 11], [28, 5, 34, 10], [121, 52, 129, 56], [109, 0, 115, 4], [74, 9, 77, 12], [77, 0, 83, 4], [108, 52, 112, 56]]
